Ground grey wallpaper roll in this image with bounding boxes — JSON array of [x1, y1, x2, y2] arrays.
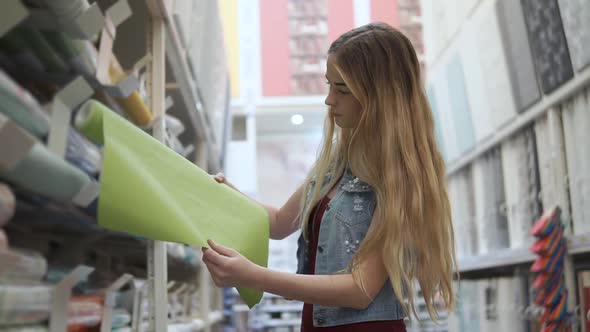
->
[[0, 183, 15, 227], [496, 0, 541, 112], [557, 0, 590, 72], [522, 0, 574, 94]]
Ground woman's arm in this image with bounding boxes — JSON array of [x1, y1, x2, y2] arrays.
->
[[202, 239, 388, 310], [214, 173, 304, 240]]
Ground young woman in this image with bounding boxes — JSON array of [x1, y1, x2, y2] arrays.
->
[[202, 22, 456, 331]]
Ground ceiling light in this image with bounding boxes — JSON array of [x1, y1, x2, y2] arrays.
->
[[291, 114, 304, 125]]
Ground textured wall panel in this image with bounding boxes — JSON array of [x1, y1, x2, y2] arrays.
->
[[496, 0, 541, 112], [522, 0, 574, 94]]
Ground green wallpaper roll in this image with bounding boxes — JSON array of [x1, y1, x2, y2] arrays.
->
[[1, 143, 91, 203], [75, 100, 269, 307]]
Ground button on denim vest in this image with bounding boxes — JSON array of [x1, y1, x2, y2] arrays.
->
[[296, 165, 407, 327]]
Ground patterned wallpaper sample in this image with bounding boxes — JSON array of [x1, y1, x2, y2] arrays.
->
[[522, 0, 574, 94]]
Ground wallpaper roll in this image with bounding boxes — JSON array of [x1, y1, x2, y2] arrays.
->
[[473, 0, 516, 130], [66, 129, 101, 176], [0, 70, 50, 138], [0, 183, 15, 227], [42, 31, 96, 76], [0, 249, 48, 283], [522, 0, 574, 94], [558, 0, 590, 71], [561, 88, 590, 234], [0, 284, 51, 325], [0, 122, 94, 205], [74, 100, 269, 307], [108, 65, 153, 126], [42, 0, 90, 25], [496, 0, 541, 112], [13, 27, 69, 73], [0, 29, 46, 72]]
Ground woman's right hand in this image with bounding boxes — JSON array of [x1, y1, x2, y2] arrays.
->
[[213, 172, 237, 191]]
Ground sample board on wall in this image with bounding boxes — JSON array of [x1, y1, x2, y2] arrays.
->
[[557, 0, 590, 72], [458, 24, 495, 143], [496, 0, 541, 112], [522, 0, 574, 94], [431, 70, 460, 162], [473, 0, 516, 130], [446, 55, 476, 154]]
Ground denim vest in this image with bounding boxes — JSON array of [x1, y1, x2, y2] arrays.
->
[[295, 165, 407, 327]]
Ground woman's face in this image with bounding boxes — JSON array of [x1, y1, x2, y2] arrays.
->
[[324, 55, 363, 129]]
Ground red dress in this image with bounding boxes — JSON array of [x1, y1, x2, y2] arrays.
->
[[300, 197, 407, 332]]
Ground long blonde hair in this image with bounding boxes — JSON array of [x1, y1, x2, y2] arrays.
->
[[299, 22, 456, 320]]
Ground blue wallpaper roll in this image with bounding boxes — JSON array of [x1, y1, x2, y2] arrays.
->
[[522, 0, 574, 94], [496, 0, 541, 112]]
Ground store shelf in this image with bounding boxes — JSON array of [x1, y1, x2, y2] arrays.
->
[[5, 191, 200, 282], [446, 64, 590, 177], [152, 0, 221, 170], [262, 318, 301, 328], [259, 303, 303, 313], [457, 247, 536, 278], [566, 233, 590, 255]]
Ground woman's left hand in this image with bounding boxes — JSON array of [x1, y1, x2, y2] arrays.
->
[[201, 239, 259, 288]]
